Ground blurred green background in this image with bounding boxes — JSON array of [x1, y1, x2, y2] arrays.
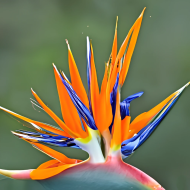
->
[[0, 0, 190, 189]]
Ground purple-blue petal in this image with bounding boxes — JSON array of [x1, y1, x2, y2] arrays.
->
[[60, 74, 97, 130], [120, 91, 144, 119], [109, 74, 119, 132], [86, 37, 93, 115], [121, 91, 182, 158], [13, 130, 80, 148]]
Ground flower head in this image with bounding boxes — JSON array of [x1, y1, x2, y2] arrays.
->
[[0, 8, 189, 190]]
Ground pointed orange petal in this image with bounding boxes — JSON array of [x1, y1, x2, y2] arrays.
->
[[96, 92, 111, 133], [128, 90, 178, 138], [130, 112, 147, 124], [31, 157, 86, 180], [30, 163, 75, 180], [108, 59, 121, 95], [117, 8, 145, 64], [37, 159, 82, 170], [37, 160, 60, 169], [95, 64, 112, 133], [90, 42, 100, 123], [66, 40, 89, 108], [31, 89, 78, 138], [109, 8, 146, 92], [0, 106, 68, 136], [31, 142, 77, 164], [119, 8, 146, 86], [100, 63, 108, 94], [53, 64, 88, 138], [121, 116, 131, 142], [110, 16, 118, 71]]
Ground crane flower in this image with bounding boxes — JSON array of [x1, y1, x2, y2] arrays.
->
[[0, 8, 188, 190]]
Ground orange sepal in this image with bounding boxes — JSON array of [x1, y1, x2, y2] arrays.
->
[[53, 64, 88, 138], [66, 40, 89, 108], [37, 159, 82, 170], [119, 8, 146, 86], [89, 43, 100, 124], [31, 89, 78, 138], [0, 106, 68, 137], [109, 8, 146, 92], [30, 163, 75, 180], [37, 160, 61, 169], [31, 142, 78, 164], [110, 17, 118, 71], [121, 116, 131, 142], [128, 90, 178, 138], [31, 155, 85, 180], [95, 64, 112, 133]]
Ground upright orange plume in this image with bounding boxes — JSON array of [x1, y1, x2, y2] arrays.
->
[[119, 8, 146, 86], [31, 142, 77, 164], [66, 40, 89, 108], [110, 16, 118, 71], [128, 90, 178, 139], [0, 106, 68, 137], [95, 64, 112, 133], [121, 116, 131, 142], [53, 64, 88, 139], [109, 8, 146, 92], [31, 89, 78, 138], [30, 163, 75, 180], [89, 42, 100, 124]]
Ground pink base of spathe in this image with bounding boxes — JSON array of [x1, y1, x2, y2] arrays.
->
[[105, 155, 165, 190], [44, 156, 164, 190], [11, 169, 33, 179], [0, 156, 164, 189]]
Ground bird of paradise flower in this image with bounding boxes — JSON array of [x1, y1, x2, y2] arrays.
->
[[0, 8, 189, 190]]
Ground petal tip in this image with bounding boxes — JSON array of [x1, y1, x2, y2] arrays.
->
[[140, 7, 146, 17], [115, 16, 118, 30], [65, 39, 71, 50], [53, 64, 60, 76], [31, 88, 35, 94]]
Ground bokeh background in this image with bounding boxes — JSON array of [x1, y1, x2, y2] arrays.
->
[[0, 0, 190, 189]]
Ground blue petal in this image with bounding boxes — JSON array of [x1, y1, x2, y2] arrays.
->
[[121, 90, 183, 158], [86, 37, 93, 115], [109, 79, 143, 132], [120, 91, 144, 119], [61, 73, 97, 130], [109, 74, 119, 132], [13, 130, 80, 148]]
